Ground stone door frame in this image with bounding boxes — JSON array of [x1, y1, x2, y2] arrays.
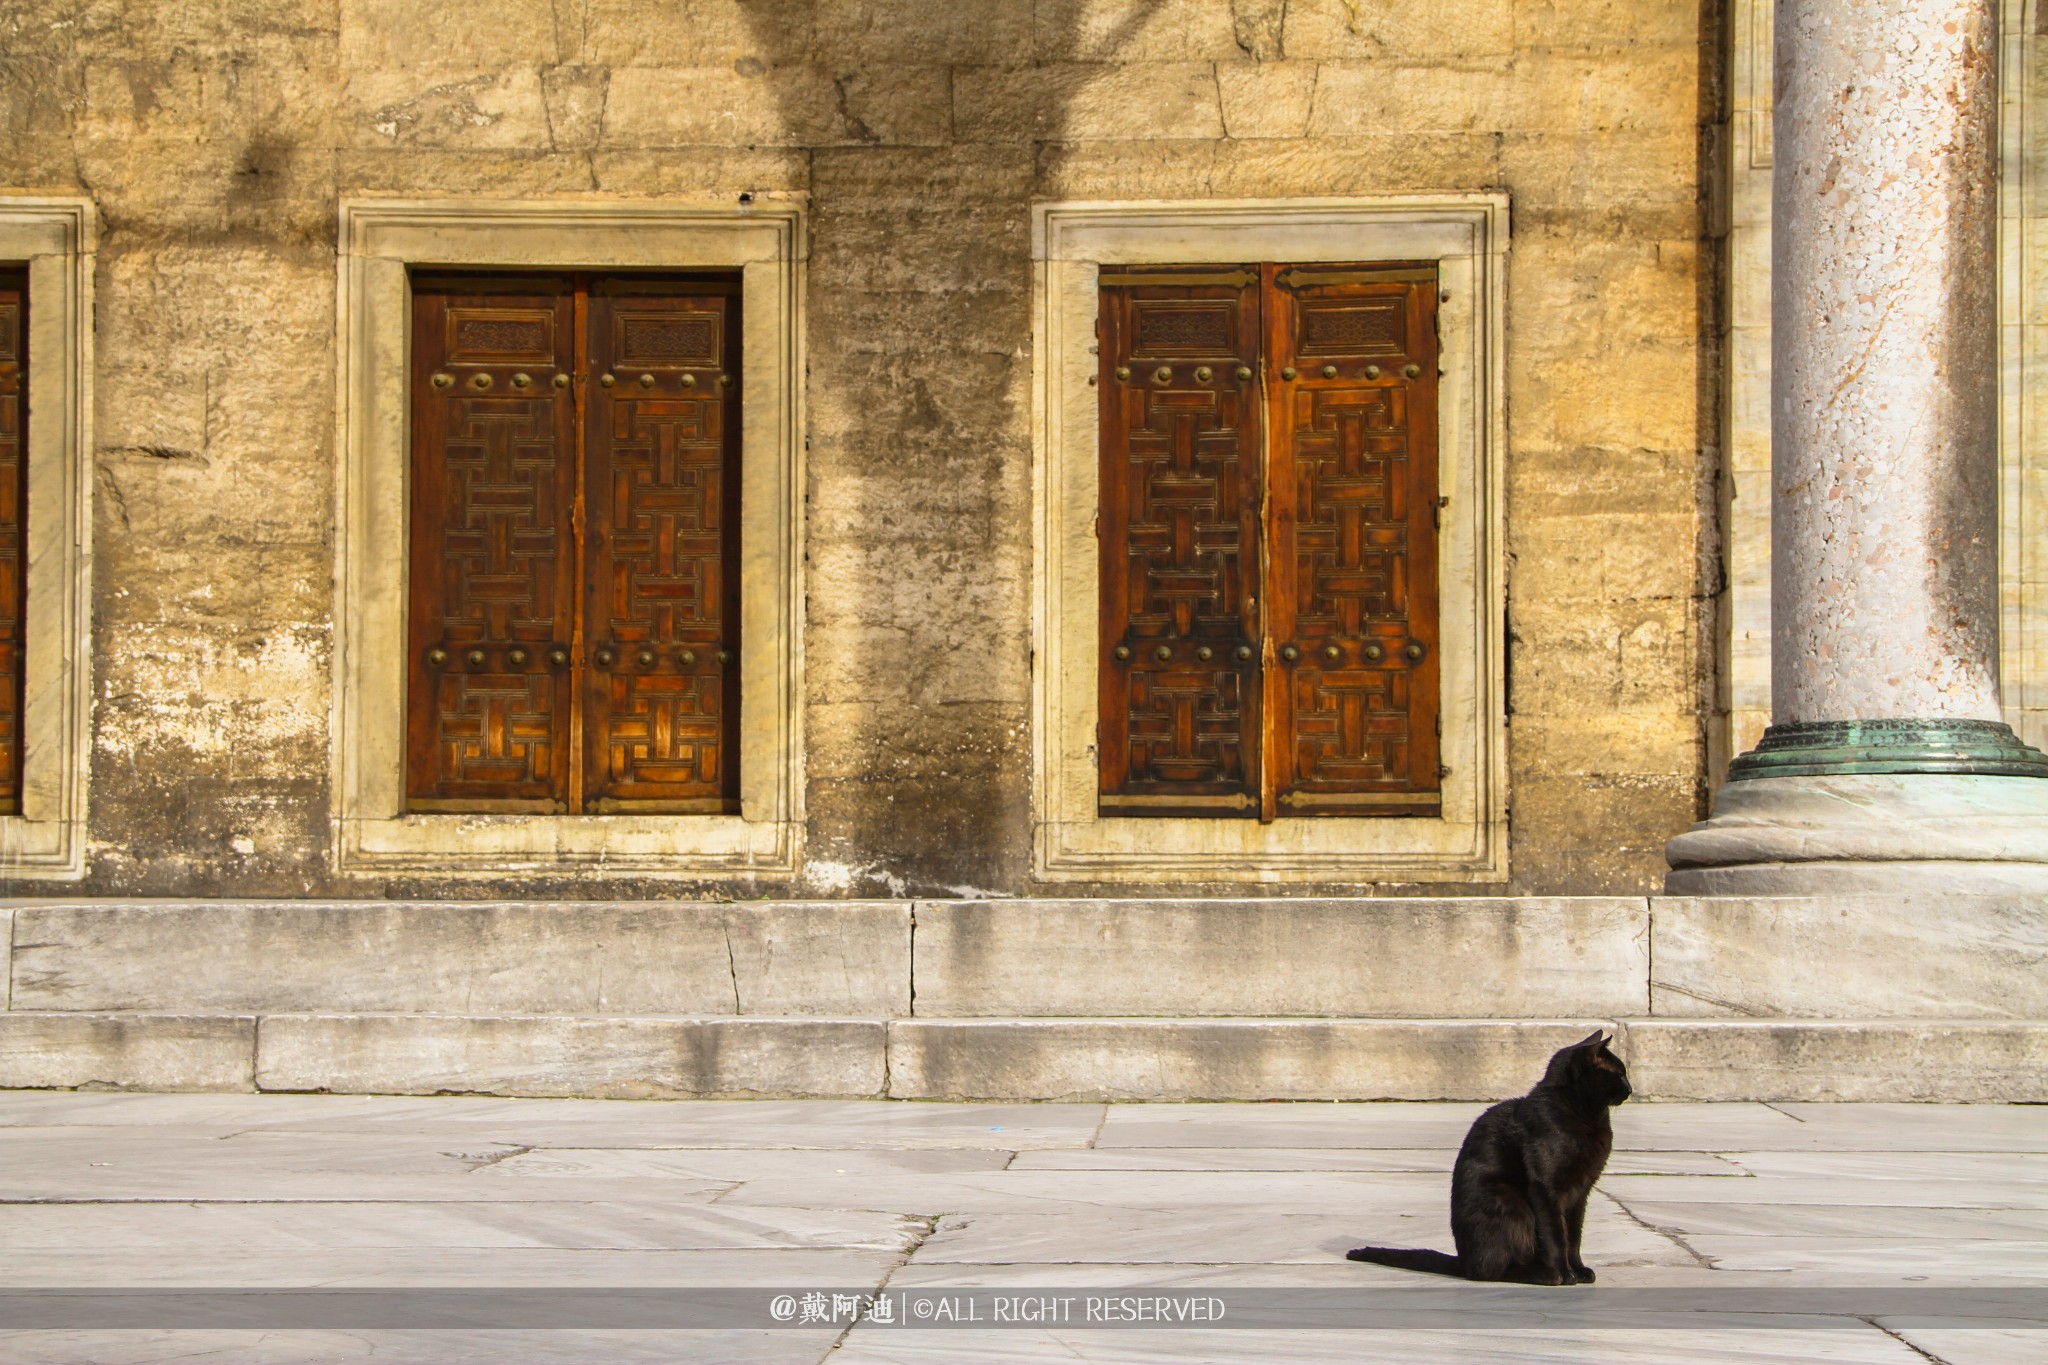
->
[[332, 199, 805, 878]]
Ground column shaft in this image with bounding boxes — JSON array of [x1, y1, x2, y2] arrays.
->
[[1771, 0, 2001, 723]]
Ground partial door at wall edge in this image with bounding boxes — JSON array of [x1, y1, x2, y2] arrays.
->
[[405, 272, 742, 814], [0, 268, 24, 816]]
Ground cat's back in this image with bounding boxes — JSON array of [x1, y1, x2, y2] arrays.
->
[[1452, 1096, 1531, 1178]]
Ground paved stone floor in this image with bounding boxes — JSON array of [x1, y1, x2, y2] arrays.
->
[[0, 1092, 2042, 1363]]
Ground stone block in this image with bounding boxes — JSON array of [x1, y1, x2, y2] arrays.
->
[[1507, 231, 1701, 353], [1513, 0, 1699, 48], [578, 0, 802, 68], [1310, 51, 1693, 139], [1511, 339, 1701, 455], [1500, 129, 1700, 237], [1033, 0, 1245, 62], [0, 1013, 255, 1091], [1216, 63, 1318, 140], [813, 0, 1035, 63], [1509, 713, 1699, 781], [10, 902, 911, 1016], [339, 0, 566, 70], [342, 67, 554, 150], [952, 63, 1224, 143], [1510, 510, 1699, 606], [1619, 1020, 2048, 1103], [1651, 896, 2048, 1018], [1207, 132, 1505, 197], [911, 899, 1649, 1017], [603, 64, 950, 148], [1286, 0, 1515, 60], [256, 1014, 886, 1099], [0, 906, 9, 1007], [888, 1018, 1616, 1101]]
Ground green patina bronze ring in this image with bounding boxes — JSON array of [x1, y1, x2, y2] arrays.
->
[[1726, 718, 2048, 782]]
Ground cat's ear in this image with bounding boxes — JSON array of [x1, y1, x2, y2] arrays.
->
[[1576, 1030, 1606, 1049]]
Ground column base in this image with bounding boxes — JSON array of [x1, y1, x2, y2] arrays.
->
[[1664, 773, 2048, 895], [1726, 718, 2048, 781]]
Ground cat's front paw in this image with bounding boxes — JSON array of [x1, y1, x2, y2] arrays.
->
[[1571, 1265, 1596, 1284]]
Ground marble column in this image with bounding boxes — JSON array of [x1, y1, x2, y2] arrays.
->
[[1667, 0, 2048, 893]]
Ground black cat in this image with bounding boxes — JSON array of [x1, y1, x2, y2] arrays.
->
[[1347, 1030, 1631, 1286]]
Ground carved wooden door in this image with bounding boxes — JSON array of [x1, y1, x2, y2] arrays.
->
[[1096, 268, 1265, 816], [0, 269, 23, 814], [1264, 264, 1441, 817], [583, 280, 742, 812], [1098, 262, 1440, 820], [406, 274, 741, 814]]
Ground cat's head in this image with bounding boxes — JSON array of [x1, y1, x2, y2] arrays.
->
[[1543, 1030, 1632, 1107]]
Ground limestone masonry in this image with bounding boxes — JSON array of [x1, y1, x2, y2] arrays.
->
[[0, 1, 1720, 897]]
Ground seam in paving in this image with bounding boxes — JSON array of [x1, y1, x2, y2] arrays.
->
[[1598, 1187, 1716, 1269], [1867, 1317, 1956, 1365], [820, 1211, 941, 1359], [1761, 1101, 1808, 1123]]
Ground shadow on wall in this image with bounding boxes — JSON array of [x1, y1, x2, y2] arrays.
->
[[727, 2, 1175, 897]]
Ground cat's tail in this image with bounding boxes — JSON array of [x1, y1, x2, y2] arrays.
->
[[1344, 1246, 1464, 1277]]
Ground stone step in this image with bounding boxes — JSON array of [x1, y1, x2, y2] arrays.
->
[[8, 894, 2043, 1021], [2, 1011, 2043, 1104]]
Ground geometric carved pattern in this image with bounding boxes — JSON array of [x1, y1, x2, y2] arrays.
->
[[0, 271, 23, 813], [406, 276, 742, 813], [1098, 271, 1262, 812], [447, 308, 554, 363], [408, 282, 577, 807], [1269, 273, 1441, 813], [618, 313, 721, 367], [1298, 299, 1404, 356], [584, 283, 741, 810], [1132, 302, 1236, 357], [1099, 263, 1440, 819]]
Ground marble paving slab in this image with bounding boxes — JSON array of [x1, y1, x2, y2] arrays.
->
[[1883, 1327, 2048, 1365], [906, 1203, 1687, 1269], [1008, 1147, 1746, 1175], [713, 1169, 1464, 1214], [0, 1202, 919, 1252], [1091, 1101, 1815, 1152], [0, 1329, 833, 1364], [1716, 1150, 2048, 1182], [479, 1147, 1014, 1180], [0, 1247, 899, 1288], [826, 1324, 1933, 1364], [1611, 1199, 2048, 1239], [0, 1093, 2042, 1365], [1685, 1236, 2048, 1276], [1602, 1174, 2048, 1208], [1775, 1104, 2048, 1150], [0, 1093, 1107, 1146]]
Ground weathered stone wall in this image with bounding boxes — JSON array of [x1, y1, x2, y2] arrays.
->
[[0, 0, 1718, 897]]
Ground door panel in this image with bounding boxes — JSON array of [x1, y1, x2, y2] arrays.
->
[[0, 270, 24, 814], [1097, 268, 1263, 816], [1266, 263, 1442, 815], [583, 282, 742, 812], [406, 279, 578, 810]]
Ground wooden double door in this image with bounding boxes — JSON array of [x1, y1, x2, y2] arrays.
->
[[406, 274, 741, 814], [1098, 262, 1442, 820]]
